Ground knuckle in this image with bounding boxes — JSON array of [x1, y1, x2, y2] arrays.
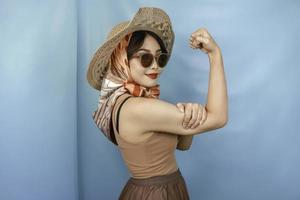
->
[[190, 119, 197, 124], [197, 36, 203, 40], [194, 122, 200, 127], [198, 111, 203, 120], [192, 122, 200, 128], [185, 109, 192, 115], [187, 103, 192, 107], [198, 108, 203, 114]]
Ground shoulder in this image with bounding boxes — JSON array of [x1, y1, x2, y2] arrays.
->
[[122, 96, 168, 118], [114, 95, 152, 136], [118, 95, 161, 124]]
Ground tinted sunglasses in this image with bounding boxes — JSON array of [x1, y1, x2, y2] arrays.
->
[[130, 52, 169, 68]]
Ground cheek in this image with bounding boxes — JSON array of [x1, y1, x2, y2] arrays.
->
[[137, 67, 146, 76], [130, 61, 146, 77]]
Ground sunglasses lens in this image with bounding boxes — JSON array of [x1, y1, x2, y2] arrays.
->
[[158, 54, 168, 67], [138, 53, 169, 68], [141, 53, 153, 68]]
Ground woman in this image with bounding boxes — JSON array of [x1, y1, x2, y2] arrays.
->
[[87, 7, 228, 200]]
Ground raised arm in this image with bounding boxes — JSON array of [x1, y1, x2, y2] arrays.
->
[[175, 47, 228, 148], [190, 28, 228, 122]]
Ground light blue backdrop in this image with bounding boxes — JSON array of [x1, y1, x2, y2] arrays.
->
[[0, 0, 78, 200], [1, 0, 300, 200]]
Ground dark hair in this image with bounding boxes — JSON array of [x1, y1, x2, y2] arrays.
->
[[127, 30, 168, 61]]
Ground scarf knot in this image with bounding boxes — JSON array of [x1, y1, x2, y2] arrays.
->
[[123, 79, 160, 99]]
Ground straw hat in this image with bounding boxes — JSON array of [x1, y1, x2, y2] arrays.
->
[[86, 7, 175, 91]]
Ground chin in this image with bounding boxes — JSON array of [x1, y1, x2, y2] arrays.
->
[[144, 76, 159, 87], [145, 82, 158, 87], [135, 76, 158, 88], [140, 81, 157, 88]]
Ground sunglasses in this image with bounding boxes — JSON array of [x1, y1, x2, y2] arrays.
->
[[130, 52, 169, 68]]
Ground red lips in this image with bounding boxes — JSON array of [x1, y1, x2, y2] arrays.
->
[[146, 73, 158, 79]]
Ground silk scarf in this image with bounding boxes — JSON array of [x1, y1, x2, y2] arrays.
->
[[92, 33, 160, 145]]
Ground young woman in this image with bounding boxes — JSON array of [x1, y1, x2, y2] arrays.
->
[[87, 7, 228, 200]]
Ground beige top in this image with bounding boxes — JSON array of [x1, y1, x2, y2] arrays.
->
[[111, 93, 179, 179]]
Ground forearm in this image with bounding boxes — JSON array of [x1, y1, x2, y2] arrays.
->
[[176, 135, 193, 150], [206, 48, 228, 123]]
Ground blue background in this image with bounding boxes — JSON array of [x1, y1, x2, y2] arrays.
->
[[1, 0, 300, 199]]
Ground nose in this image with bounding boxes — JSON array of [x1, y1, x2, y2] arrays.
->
[[150, 58, 159, 70]]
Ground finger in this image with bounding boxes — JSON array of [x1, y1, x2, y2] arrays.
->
[[192, 31, 209, 41], [191, 37, 206, 50], [176, 103, 185, 113], [191, 107, 202, 129], [183, 103, 192, 128], [187, 104, 199, 128], [189, 43, 196, 49], [194, 38, 209, 53], [189, 38, 197, 48], [203, 106, 207, 122], [190, 35, 201, 43], [191, 37, 201, 46], [192, 104, 204, 128], [191, 29, 206, 38], [200, 108, 205, 125], [196, 36, 209, 45], [193, 33, 209, 40], [200, 105, 207, 125]]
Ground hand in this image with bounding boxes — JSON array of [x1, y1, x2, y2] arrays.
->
[[189, 28, 220, 54], [176, 102, 207, 129]]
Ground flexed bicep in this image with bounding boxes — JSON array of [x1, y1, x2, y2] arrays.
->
[[124, 97, 223, 136]]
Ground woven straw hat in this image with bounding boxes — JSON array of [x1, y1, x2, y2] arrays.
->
[[86, 7, 175, 91]]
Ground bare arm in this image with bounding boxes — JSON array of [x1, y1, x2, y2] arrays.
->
[[122, 29, 228, 136], [206, 49, 228, 123], [177, 36, 228, 148], [123, 97, 224, 136]]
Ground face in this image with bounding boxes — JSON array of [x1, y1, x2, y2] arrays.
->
[[128, 34, 165, 88]]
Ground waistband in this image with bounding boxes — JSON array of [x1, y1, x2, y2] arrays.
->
[[128, 168, 183, 186]]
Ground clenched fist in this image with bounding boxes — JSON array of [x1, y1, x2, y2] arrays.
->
[[189, 28, 220, 54]]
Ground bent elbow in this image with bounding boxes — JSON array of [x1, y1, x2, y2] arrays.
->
[[218, 117, 228, 128]]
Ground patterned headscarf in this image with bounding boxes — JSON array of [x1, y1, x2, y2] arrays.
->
[[92, 32, 160, 145]]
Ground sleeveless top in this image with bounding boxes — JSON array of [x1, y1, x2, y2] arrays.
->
[[111, 93, 179, 179]]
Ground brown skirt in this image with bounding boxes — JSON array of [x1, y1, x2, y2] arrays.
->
[[119, 168, 190, 200]]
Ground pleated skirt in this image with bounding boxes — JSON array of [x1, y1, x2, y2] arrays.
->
[[119, 168, 190, 200]]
